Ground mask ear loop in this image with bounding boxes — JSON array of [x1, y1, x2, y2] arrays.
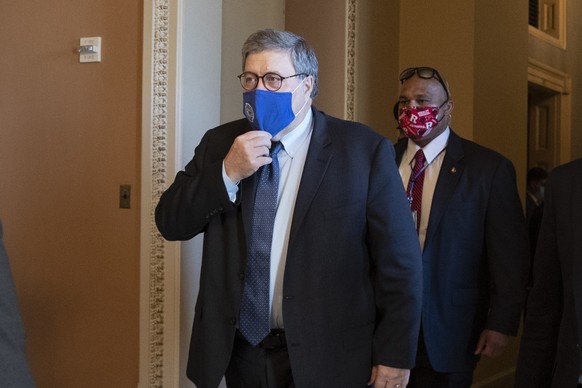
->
[[291, 77, 310, 116], [291, 77, 306, 94], [436, 99, 451, 121]]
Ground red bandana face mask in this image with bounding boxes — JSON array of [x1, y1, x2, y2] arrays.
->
[[398, 105, 441, 140]]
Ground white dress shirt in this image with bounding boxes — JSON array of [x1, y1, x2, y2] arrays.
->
[[399, 127, 450, 250], [223, 111, 313, 328]]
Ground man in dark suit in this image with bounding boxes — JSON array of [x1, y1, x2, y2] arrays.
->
[[525, 166, 547, 225], [393, 67, 530, 387], [155, 29, 423, 388], [0, 219, 35, 387], [525, 167, 548, 259], [516, 158, 582, 388]]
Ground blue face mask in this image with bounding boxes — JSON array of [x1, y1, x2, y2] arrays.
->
[[242, 80, 307, 137]]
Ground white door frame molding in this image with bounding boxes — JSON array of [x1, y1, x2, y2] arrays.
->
[[140, 0, 182, 386], [527, 57, 572, 164]]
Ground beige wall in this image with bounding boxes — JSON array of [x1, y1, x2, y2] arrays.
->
[[473, 0, 529, 192], [286, 0, 347, 118], [355, 2, 401, 139], [286, 2, 402, 139], [0, 1, 141, 386]]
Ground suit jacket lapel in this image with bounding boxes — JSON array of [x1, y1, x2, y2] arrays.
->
[[424, 131, 464, 246], [394, 138, 407, 165], [241, 108, 332, 245], [241, 161, 258, 245], [289, 108, 333, 243], [394, 132, 465, 248]]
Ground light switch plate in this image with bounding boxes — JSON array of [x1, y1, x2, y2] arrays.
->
[[79, 37, 101, 63]]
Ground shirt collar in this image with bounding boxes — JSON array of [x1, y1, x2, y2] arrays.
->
[[406, 127, 450, 165], [279, 109, 313, 158]]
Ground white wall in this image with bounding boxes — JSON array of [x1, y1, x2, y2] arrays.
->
[[179, 1, 222, 386]]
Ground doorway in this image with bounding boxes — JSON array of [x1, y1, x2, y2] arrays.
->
[[527, 57, 572, 172], [527, 83, 559, 171]]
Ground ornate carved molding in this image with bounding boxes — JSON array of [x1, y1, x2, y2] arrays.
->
[[148, 0, 170, 386], [346, 0, 357, 120]]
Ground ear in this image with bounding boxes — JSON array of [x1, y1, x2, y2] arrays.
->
[[444, 99, 454, 117], [303, 75, 314, 97]]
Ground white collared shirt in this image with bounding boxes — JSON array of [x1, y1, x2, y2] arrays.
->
[[223, 111, 313, 328], [399, 127, 450, 250]]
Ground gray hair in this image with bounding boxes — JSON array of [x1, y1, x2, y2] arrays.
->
[[241, 29, 319, 98]]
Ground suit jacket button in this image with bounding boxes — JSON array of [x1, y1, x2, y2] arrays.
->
[[239, 273, 245, 280], [230, 318, 237, 326]]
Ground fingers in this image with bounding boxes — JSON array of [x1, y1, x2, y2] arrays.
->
[[474, 330, 508, 357], [372, 366, 409, 388], [474, 332, 486, 355], [367, 366, 378, 385], [224, 131, 273, 182]]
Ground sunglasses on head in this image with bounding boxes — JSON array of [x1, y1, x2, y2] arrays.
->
[[399, 67, 450, 102]]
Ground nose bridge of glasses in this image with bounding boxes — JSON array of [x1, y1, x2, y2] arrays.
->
[[240, 72, 282, 91], [256, 75, 269, 90]]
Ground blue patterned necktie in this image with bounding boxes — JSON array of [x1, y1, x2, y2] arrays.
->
[[239, 142, 284, 346]]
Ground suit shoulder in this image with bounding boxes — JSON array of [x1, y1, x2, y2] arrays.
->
[[547, 157, 582, 188], [205, 118, 248, 138], [196, 118, 249, 150], [551, 157, 582, 176], [457, 135, 514, 166], [317, 109, 383, 141]]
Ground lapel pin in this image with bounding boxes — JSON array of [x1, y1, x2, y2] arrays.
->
[[451, 167, 457, 173]]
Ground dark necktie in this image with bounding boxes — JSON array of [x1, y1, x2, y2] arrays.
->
[[407, 149, 426, 232], [239, 142, 283, 346]]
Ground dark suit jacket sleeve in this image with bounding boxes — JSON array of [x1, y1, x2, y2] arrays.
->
[[515, 166, 565, 387], [155, 124, 242, 241], [484, 157, 530, 335], [0, 221, 36, 387], [369, 140, 423, 369]]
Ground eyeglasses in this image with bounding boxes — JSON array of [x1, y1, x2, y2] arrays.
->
[[237, 72, 307, 92], [399, 67, 450, 102]]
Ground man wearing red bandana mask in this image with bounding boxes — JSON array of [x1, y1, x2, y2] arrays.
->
[[393, 67, 530, 387]]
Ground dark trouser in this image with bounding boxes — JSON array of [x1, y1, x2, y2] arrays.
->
[[408, 330, 473, 388], [225, 329, 294, 388]]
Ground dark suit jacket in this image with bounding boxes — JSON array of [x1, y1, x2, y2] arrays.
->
[[394, 130, 529, 373], [516, 158, 582, 388], [0, 220, 35, 387], [156, 107, 423, 388]]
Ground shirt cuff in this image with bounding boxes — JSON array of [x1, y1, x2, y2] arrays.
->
[[222, 161, 239, 202]]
